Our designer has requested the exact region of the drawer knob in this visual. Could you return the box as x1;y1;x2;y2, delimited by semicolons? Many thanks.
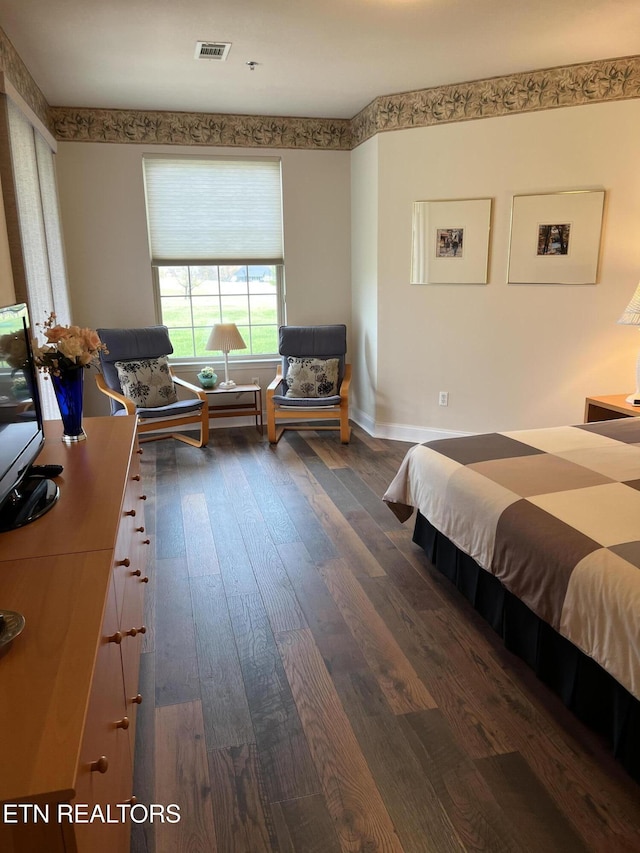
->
140;576;149;583
124;509;136;517
116;558;131;567
135;526;145;533
124;796;137;806
90;756;109;774
136;448;143;454
139;494;147;501
115;716;130;730
108;631;123;645
142;539;151;545
133;568;142;576
132;475;141;481
125;626;147;637
130;694;143;705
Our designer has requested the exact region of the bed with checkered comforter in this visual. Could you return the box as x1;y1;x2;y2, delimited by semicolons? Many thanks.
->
384;418;640;701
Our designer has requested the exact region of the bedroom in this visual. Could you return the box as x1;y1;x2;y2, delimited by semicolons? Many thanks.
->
1;1;640;851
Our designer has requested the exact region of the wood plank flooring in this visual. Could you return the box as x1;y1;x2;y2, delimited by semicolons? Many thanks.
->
131;424;640;853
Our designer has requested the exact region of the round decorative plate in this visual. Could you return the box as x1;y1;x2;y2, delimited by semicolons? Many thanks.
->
0;610;26;655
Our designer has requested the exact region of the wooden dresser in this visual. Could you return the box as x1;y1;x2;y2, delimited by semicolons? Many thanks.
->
0;416;148;853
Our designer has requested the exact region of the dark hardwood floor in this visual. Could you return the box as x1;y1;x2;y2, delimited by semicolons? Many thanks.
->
131;424;640;853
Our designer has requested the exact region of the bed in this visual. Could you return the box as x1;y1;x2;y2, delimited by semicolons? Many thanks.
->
384;417;640;781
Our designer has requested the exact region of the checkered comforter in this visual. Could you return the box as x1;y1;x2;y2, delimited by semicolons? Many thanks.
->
384;418;640;700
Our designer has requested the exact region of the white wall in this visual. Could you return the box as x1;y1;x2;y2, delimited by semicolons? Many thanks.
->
354;99;640;436
55;143;351;415
350;135;379;425
0;172;15;305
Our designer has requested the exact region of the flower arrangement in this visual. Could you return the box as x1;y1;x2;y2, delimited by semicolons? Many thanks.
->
198;366;216;379
33;313;107;377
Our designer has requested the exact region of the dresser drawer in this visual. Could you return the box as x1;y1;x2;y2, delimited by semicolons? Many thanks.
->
73;578;132;853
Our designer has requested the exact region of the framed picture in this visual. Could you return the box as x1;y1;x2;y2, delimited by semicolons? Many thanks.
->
508;190;605;284
411;198;492;284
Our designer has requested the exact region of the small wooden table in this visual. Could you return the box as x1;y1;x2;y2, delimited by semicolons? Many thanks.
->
584;394;640;423
204;383;263;434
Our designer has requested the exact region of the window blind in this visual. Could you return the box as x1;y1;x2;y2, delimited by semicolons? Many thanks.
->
5;98;72;418
143;156;284;265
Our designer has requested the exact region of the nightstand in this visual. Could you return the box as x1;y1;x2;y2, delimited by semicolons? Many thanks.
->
584;394;640;423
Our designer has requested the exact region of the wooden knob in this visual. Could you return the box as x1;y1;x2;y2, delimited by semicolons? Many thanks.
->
139;494;147;501
124;509;136;517
90;756;109;774
116;558;131;567
132;475;141;481
142;539;150;545
108;631;123;645
124;796;137;806
115;716;130;730
136;448;143;454
133;568;142;576
130;694;143;705
135;526;145;533
125;626;147;637
140;576;149;583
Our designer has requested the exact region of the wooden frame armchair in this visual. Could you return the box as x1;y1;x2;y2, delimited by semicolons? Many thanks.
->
96;326;209;448
266;324;351;444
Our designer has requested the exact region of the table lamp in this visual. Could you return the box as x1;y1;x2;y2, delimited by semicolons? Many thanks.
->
206;323;247;389
618;281;640;405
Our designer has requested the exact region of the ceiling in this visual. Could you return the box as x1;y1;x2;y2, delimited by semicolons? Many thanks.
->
2;0;640;120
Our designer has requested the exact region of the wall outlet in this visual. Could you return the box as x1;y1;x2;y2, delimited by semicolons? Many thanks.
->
251;376;260;387
438;391;449;407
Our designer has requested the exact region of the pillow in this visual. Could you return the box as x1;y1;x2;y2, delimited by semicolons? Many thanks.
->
115;356;178;408
285;356;339;398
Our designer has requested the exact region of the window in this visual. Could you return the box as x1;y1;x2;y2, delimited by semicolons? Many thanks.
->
143;156;284;360
157;263;281;358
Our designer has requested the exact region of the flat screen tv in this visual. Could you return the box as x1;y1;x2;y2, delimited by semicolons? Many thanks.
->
0;302;58;531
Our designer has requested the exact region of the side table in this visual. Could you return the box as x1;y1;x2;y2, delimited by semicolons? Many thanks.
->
204;383;263;434
584;394;640;423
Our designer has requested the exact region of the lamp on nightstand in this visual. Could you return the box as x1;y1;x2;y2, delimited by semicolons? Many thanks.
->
206;323;247;389
618;282;640;405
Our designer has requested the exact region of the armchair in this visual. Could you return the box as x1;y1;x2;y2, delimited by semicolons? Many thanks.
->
95;326;209;448
266;324;351;444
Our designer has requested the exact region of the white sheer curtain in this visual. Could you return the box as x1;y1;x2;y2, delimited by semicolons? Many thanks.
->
5;98;72;418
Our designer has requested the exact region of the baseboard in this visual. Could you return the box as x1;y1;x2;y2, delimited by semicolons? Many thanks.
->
351;406;472;443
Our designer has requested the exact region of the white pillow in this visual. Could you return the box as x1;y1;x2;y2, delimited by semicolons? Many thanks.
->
285;357;339;398
115;356;178;408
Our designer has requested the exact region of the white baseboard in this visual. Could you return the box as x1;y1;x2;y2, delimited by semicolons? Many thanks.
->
351;406;472;443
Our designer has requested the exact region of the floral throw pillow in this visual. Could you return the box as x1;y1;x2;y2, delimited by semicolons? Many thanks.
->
115;356;178;408
285;357;339;398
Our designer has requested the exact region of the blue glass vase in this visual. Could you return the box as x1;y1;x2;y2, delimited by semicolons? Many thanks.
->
51;368;87;443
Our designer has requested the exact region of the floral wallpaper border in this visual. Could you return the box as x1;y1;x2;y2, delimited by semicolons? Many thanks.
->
49;107;352;150
350;54;640;147
2;20;640;151
0;27;51;131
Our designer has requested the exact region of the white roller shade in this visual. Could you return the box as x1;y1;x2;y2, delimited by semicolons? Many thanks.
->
143;156;284;265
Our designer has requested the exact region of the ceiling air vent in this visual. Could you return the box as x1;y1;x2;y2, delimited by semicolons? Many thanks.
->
194;41;232;61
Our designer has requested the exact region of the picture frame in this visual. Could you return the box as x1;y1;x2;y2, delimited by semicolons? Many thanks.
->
507;190;605;284
410;198;492;284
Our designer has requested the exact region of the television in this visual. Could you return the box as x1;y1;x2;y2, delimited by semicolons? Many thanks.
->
0;302;58;532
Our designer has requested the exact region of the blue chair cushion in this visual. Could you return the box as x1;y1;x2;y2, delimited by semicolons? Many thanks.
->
271;394;342;408
278;325;347;386
137;399;204;419
97;326;174;414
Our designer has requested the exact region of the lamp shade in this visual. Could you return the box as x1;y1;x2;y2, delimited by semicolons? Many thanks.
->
206;323;247;353
618;282;640;325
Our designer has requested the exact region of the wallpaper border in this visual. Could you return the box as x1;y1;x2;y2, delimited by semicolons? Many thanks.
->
1;20;640;152
0;27;51;131
350;54;640;147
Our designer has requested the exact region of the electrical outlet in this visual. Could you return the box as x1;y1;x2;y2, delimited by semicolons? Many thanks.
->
251;376;260;387
438;391;449;407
